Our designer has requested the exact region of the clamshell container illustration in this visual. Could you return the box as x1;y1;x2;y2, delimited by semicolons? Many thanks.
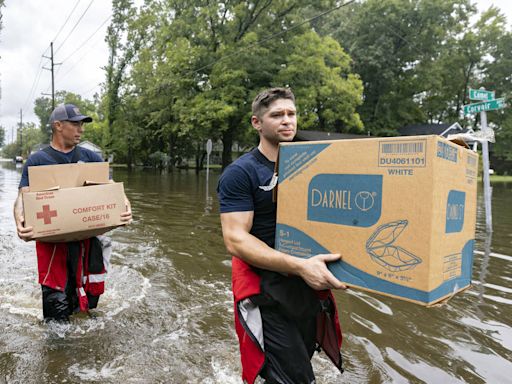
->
366;220;422;272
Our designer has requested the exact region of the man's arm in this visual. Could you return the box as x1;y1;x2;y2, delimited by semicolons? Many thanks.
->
13;187;34;241
220;211;347;291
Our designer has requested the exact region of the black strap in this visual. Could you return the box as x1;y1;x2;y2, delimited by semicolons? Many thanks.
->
43;146;81;164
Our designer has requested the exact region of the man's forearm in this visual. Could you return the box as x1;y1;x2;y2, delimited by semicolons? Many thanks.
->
225;229;303;276
13;192;24;225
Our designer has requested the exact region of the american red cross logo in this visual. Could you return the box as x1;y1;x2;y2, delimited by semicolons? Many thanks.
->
36;204;58;224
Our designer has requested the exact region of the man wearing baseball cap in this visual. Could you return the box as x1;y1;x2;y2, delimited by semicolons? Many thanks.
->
13;103;132;322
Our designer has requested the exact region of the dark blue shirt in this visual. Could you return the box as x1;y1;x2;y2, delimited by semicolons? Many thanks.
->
19;146;103;188
218;148;321;318
217;148;276;247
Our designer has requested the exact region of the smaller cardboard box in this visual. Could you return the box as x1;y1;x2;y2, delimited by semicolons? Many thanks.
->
275;135;478;306
23;162;126;242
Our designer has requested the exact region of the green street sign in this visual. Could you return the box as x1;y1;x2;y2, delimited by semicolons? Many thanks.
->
469;88;495;101
464;98;506;115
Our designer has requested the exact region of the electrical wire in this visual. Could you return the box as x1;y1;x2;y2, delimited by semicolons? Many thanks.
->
54;0;95;54
51;0;81;44
192;0;357;74
60;15;111;64
22;45;51;112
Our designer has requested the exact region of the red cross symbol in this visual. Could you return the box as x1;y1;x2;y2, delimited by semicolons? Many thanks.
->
36;204;58;224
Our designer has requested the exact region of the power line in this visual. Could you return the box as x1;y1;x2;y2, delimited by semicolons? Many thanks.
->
192;0;357;74
51;0;81;43
56;28;106;85
43;6;109;96
22;56;45;111
104;0;357;112
55;0;95;54
60;15;111;64
22;44;51;111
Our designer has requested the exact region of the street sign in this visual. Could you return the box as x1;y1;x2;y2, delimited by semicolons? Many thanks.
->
206;139;213;155
463;98;506;115
469;88;495;101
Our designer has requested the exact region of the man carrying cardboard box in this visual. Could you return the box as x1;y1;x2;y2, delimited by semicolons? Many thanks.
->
217;88;346;384
13;103;132;322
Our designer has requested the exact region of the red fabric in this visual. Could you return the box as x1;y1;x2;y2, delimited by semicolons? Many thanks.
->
85;277;105;296
83;242;106;297
232;256;264;384
36;241;68;291
36;239;99;296
231;256;343;384
75;242;89;312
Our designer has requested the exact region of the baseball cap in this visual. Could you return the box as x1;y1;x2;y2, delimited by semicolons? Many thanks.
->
49;103;93;124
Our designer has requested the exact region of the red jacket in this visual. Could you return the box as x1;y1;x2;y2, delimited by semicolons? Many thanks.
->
232;256;343;384
36;240;106;311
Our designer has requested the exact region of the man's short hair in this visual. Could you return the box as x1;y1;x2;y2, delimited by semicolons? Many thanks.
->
252;87;295;118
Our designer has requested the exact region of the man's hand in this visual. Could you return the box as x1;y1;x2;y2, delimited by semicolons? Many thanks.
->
13;188;34;242
297;253;348;291
120;196;132;224
15;213;34;242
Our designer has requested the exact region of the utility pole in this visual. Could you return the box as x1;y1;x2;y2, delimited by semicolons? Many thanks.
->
19;109;23;156
42;42;61;109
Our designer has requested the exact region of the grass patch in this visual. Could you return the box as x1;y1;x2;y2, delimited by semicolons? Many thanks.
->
490;175;512;182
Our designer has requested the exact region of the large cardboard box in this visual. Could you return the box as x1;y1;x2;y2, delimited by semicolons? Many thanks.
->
275;135;478;305
23;162;126;242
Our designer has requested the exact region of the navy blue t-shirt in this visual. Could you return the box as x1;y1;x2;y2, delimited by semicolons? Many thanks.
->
217;148;276;247
218;148;321;318
19;146;103;188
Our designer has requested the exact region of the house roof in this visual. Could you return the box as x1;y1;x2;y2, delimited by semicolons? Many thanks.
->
398;122;468;137
294;130;367;141
78;140;102;152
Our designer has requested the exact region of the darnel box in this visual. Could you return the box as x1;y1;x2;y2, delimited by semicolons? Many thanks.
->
275;135;478;305
23;162;126;242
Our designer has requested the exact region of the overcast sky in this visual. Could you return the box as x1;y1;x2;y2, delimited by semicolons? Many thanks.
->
0;0;511;144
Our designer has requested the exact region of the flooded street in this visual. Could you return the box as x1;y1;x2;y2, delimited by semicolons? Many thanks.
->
1;161;511;383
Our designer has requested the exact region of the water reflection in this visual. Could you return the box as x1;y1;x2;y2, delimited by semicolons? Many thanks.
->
1;162;512;383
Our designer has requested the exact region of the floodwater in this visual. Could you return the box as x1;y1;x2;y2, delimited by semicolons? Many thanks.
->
1;161;511;384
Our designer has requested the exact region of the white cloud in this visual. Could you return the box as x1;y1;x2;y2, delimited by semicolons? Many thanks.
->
0;0;112;142
0;0;510;144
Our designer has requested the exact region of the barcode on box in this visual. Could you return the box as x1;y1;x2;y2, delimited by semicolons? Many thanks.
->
381;142;424;154
378;139;427;168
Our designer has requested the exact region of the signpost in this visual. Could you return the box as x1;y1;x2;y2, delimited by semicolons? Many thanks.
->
205;139;213;206
463;98;505;115
468;88;495;101
463;88;507;233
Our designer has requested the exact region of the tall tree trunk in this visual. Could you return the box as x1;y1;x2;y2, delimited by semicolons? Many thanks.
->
127;139;133;171
167;133;176;173
221;128;233;170
195;142;201;174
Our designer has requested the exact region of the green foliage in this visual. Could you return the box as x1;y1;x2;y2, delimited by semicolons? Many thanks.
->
102;1;364;168
6;122;44;158
1;142;19;159
0;126;5;147
73;0;512;166
33;91;103;144
276;31;363;133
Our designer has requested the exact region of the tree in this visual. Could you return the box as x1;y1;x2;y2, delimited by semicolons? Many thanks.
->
120;0;362;169
275;31;363;133
478;9;512;161
322;0;476;134
102;0;138;157
0;125;5;147
33;97;53;141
